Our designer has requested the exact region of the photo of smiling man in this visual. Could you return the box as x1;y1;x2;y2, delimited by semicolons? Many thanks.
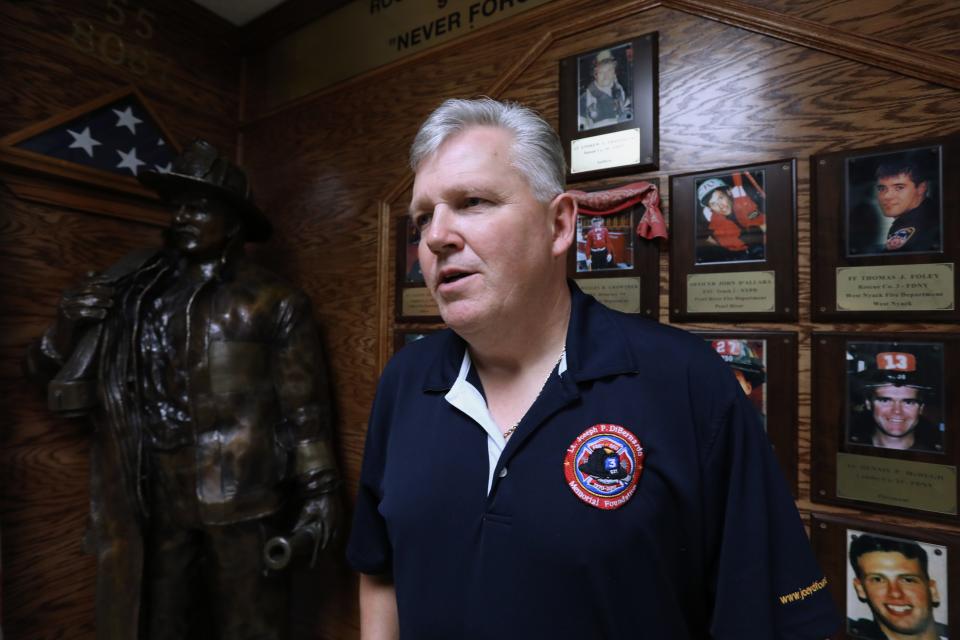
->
846;341;945;454
846;147;942;256
847;530;949;640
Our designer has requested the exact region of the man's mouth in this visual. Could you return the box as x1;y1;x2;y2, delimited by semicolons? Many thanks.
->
884;603;913;615
437;269;474;286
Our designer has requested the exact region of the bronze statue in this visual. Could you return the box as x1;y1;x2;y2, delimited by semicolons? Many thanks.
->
25;140;342;639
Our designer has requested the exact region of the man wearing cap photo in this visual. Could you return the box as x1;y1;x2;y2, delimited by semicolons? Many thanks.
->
25;140;341;639
711;339;766;418
847;533;947;640
578;47;632;131
695;175;765;264
848;350;944;453
582;215;616;271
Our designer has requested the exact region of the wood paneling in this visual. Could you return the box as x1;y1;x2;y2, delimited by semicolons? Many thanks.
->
0;1;240;637
242;2;960;638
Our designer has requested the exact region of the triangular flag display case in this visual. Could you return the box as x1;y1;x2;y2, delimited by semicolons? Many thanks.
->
0;86;182;226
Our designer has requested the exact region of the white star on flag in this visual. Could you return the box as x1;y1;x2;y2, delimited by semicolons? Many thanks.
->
113;106;143;134
67;127;101;157
154;162;173;174
116;147;146;175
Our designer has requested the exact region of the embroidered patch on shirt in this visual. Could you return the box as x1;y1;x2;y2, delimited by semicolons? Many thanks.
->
563;424;644;510
885;226;915;250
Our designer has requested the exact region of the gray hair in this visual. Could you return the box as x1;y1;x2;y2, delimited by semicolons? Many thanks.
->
409;98;566;202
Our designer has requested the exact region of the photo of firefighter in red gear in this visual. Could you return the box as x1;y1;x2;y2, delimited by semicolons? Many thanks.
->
575;213;633;272
694;170;766;264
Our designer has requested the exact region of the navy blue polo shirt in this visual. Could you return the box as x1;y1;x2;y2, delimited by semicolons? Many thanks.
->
348;283;838;639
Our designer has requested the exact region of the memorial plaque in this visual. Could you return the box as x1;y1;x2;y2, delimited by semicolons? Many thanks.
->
811;135;960;322
811;332;959;522
670;160;797;322
559;34;658;182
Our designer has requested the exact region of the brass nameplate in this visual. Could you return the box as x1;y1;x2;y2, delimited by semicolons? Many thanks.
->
837;452;957;515
570;128;641;174
836;263;955;311
401;287;439;317
577;277;642;313
686;271;775;313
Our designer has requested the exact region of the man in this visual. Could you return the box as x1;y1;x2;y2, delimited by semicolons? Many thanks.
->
584;215;615;270
874;156;940;253
578;48;632;130
697;177;765;262
347;98;837;639
25;140;341;639
848;534;945;640
849;351;943;452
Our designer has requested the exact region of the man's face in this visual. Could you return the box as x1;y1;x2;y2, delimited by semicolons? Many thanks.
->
866;385;924;441
854;551;939;636
410;126;560;334
591;218;603;230
168;195;235;257
876;173;927;218
594;58;617;87
707;189;733;217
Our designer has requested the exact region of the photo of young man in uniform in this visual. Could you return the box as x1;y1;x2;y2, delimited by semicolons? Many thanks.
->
575;213;633;272
710;338;766;422
846;530;948;640
846;147;942;256
694;170;766;264
577;44;633;132
846;342;945;453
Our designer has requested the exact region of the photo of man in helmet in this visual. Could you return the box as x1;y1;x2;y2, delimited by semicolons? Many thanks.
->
846;342;945;453
694;170;766;264
710;338;766;421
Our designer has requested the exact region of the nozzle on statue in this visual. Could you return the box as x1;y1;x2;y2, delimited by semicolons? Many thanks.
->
263;523;323;571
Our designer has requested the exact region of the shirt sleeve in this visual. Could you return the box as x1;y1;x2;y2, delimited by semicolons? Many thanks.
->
345;369;395;576
701;375;840;639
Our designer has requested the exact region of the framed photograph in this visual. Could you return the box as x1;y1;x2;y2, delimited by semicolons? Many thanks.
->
811;513;957;640
694;331;798;494
811;332;959;520
394;216;440;321
559;33;658;182
393;328;437;356
567;180;661;318
669;160;797;322
811;135;959;322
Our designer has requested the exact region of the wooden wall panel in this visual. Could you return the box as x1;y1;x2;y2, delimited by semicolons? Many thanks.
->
736;0;960;60
0;1;241;637
242;2;960;638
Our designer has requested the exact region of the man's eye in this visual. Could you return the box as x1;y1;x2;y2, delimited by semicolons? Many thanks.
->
414;213;431;229
465;197;486;207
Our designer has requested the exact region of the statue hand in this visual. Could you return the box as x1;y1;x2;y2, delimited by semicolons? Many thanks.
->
59;274;115;322
294;493;342;551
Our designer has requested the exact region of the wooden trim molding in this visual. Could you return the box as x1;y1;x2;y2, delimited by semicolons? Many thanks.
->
375;199;395;374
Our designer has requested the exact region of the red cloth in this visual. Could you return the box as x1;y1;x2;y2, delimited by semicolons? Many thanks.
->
568;181;667;240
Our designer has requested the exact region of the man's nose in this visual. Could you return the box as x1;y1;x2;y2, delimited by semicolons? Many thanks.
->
424;205;462;254
174;205;191;223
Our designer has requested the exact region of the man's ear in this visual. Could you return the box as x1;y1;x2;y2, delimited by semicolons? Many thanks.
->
853;578;868;602
549;192;577;258
930;579;940;607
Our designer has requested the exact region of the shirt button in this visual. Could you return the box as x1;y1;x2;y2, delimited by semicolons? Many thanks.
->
498;467;508;478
